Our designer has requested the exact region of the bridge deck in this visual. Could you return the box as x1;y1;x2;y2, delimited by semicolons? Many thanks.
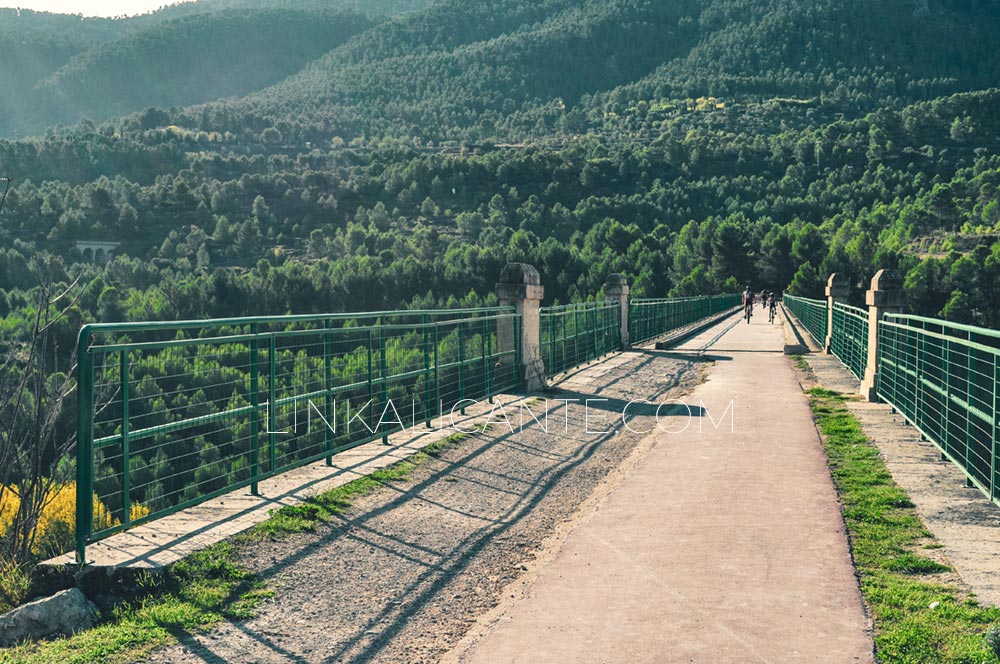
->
452;311;874;663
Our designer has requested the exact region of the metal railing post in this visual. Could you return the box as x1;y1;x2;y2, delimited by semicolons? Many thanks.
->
249;323;260;495
423;314;431;427
380;325;389;445
268;334;277;473
120;351;131;526
992;355;999;500
458;324;466;415
323;320;334;466
486;326;494;403
548;312;555;374
75;327;95;567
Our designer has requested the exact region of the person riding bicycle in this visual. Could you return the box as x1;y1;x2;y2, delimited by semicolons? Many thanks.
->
767;291;777;323
743;285;755;322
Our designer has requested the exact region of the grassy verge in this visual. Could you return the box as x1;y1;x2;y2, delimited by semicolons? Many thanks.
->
0;430;471;664
807;387;1000;663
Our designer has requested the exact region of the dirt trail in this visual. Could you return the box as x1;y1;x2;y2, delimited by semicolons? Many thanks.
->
143;346;708;664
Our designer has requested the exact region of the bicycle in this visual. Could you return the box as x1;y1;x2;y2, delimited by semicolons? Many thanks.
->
768;303;776;324
745;301;753;324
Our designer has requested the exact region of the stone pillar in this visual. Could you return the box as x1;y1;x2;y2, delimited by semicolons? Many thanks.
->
824;273;849;354
604;273;630;350
496;263;546;391
860;269;904;402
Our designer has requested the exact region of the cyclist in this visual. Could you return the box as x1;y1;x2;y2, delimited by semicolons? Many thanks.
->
743;285;755;323
767;291;777;323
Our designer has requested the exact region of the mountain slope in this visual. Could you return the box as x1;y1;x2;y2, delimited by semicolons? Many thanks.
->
593;0;1000;112
0;10;127;135
16;9;374;136
210;0;1000;142
137;0;434;22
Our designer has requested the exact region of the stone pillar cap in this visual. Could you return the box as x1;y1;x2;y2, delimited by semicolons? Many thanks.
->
498;263;541;286
826;272;849;298
865;269;904;308
868;269;902;291
604;273;628;287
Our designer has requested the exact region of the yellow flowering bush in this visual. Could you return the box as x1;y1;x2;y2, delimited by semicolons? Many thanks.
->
0;483;150;558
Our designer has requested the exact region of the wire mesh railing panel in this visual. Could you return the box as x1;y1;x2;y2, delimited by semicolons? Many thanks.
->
76;307;518;561
878;315;1000;506
540;302;621;378
831;302;869;380
628;295;741;346
783;295;827;346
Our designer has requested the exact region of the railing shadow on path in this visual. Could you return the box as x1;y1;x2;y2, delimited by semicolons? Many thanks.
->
153;350;705;664
108;414;499;568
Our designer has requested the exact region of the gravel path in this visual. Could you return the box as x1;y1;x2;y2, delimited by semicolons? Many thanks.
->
143;348;708;664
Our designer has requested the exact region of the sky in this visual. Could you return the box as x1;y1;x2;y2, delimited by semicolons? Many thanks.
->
0;0;186;17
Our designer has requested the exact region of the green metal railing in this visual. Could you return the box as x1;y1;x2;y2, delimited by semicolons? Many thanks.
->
878;314;1000;506
75;307;520;564
540;301;621;378
783;295;827;346
628;295;741;346
830;302;869;380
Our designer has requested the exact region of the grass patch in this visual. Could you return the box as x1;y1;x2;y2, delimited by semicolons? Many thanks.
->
807;387;1000;663
0;562;30;614
789;353;814;375
0;542;271;664
0;429;473;663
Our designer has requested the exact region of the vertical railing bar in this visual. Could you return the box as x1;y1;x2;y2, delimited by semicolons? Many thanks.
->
591;305;598;362
514;314;522;389
120;350;131;527
434;325;441;424
548;312;555;376
944;336;952;460
249;322;260;495
991;353;999;501
268;334;277;475
367;328;374;410
965;330;975;487
75;330;95;567
458;324;466;415
323;320;333;466
487;322;494;403
380;324;389;445
481;317;488;401
423;314;431;428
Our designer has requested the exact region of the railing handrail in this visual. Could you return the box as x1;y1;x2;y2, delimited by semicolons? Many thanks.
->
87;312;519;355
78;306;515;340
833;301;867;317
630;295;728;304
783;294;826;305
540;301;619;314
883;313;1000;342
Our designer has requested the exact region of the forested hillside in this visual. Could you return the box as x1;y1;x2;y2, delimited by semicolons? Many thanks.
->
0;0;997;324
27;9;374;134
0;0;425;137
